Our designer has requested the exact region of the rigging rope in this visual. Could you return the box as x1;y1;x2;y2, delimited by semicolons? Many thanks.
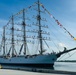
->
39;3;76;60
4;18;12;27
39;3;76;41
4;2;37;34
63;51;76;60
43;40;54;52
14;2;37;17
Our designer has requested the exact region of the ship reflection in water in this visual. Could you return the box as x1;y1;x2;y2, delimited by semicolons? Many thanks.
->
1;62;76;72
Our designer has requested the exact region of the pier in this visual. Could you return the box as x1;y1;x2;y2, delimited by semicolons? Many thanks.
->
0;68;76;75
0;69;64;75
0;66;76;75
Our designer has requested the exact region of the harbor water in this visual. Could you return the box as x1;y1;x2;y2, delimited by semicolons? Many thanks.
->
54;62;76;72
0;62;76;74
1;62;76;72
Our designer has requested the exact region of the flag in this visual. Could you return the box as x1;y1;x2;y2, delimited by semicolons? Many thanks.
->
74;38;76;40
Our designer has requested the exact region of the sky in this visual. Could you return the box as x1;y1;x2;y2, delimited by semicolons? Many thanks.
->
0;0;76;60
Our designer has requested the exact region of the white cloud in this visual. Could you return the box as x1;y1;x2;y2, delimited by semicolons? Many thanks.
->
58;43;66;47
0;19;8;26
0;19;8;33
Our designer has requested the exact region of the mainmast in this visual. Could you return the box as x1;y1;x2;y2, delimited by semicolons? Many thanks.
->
37;0;43;55
11;15;15;56
22;9;26;55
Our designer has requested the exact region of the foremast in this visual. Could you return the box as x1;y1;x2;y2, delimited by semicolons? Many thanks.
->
3;26;6;56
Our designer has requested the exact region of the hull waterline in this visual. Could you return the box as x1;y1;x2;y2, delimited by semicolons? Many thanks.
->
0;54;57;68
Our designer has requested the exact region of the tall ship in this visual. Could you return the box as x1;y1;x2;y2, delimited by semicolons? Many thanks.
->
0;0;76;68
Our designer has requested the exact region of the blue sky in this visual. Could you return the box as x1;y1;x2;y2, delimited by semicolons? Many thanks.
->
0;0;76;60
0;0;76;33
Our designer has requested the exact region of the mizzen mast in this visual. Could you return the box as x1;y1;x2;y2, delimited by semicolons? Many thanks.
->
3;26;6;56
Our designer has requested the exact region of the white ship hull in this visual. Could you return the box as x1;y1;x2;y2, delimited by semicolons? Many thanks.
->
0;54;57;68
0;48;75;68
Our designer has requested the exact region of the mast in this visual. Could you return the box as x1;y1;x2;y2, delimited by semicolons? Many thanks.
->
37;0;43;55
3;26;6;56
22;9;26;55
11;15;15;56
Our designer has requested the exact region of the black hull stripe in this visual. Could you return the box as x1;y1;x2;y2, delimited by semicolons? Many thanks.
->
0;63;54;68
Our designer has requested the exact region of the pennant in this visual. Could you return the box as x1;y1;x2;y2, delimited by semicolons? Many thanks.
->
29;6;31;8
16;10;23;16
56;20;60;25
50;15;53;18
46;10;50;15
60;24;62;27
39;3;75;40
74;38;76;40
40;3;43;6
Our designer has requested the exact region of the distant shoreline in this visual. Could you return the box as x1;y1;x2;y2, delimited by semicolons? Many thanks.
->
56;60;76;62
